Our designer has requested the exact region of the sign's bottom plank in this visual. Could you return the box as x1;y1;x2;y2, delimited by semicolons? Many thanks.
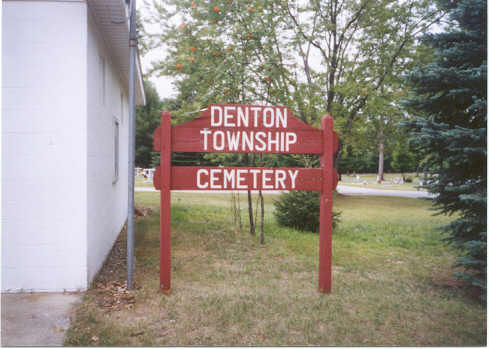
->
166;166;323;191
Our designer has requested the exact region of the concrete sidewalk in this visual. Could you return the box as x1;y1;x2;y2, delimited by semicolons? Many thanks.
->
1;292;82;346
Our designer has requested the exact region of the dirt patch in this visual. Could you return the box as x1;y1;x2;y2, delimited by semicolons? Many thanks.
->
431;272;483;301
93;204;152;286
94;281;136;312
432;276;470;288
90;225;139;312
93;228;127;285
135;205;152;218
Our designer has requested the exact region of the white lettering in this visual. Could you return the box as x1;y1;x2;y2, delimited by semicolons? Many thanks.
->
251;107;261;127
203;129;299;153
211;105;223;126
213;131;225;151
250;169;261;189
197;169;209;189
275;170;286;189
255;131;267;151
224;106;236;127
286;132;297;151
263;107;274;128
276;108;287;128
242;131;253;151
237;106;249;127
197;167;301;190
236;169;247;189
288;169;299;189
223;169;235;188
210;169;221;188
200;129;212;150
262;169;274;189
226;131;240;151
267;131;280;152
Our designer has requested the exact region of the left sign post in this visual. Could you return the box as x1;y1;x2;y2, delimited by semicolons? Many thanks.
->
153;111;171;294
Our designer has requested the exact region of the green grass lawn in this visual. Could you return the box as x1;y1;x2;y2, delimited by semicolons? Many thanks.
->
340;173;426;191
65;192;486;346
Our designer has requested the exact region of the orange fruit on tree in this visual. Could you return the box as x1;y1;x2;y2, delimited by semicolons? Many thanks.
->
248;7;254;12
213;52;219;57
213;5;220;12
265;76;271;83
176;64;183;70
247;33;253;39
190;47;196;52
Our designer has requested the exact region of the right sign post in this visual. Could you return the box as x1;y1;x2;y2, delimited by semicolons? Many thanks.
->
319;115;336;293
153;104;338;294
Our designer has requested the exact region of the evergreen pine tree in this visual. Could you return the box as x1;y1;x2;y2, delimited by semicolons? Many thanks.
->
404;0;487;294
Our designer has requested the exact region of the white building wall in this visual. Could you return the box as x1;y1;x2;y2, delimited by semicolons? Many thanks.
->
86;10;129;283
2;1;88;291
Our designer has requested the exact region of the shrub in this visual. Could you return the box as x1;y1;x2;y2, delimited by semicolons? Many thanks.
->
273;191;341;232
405;176;413;183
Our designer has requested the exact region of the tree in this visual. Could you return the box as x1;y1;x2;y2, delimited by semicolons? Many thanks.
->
390;137;416;173
281;0;445;159
404;0;487;294
358;86;410;181
136;80;164;168
143;0;444;131
141;0;444;239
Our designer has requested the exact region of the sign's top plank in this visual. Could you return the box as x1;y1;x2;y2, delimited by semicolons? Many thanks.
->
173;104;319;131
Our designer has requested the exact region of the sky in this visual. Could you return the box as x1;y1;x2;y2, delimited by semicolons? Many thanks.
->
141;45;175;99
138;1;176;100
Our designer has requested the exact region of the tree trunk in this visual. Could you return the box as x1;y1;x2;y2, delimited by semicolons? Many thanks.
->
247;190;255;236
244;153;255;235
259;189;265;244
258;153;265;243
377;130;385;183
335;143;342;183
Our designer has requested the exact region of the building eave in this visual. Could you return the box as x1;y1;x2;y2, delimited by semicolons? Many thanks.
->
87;0;145;105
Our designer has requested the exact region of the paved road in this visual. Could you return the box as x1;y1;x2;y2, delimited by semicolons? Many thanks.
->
335;185;435;198
136;185;435;199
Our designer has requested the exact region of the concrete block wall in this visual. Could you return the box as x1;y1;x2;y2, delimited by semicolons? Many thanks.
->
2;1;88;291
86;9;129;283
2;0;130;292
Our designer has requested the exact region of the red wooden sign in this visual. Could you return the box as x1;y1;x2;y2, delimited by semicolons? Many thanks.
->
154;166;338;192
153;104;338;295
154;105;323;154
